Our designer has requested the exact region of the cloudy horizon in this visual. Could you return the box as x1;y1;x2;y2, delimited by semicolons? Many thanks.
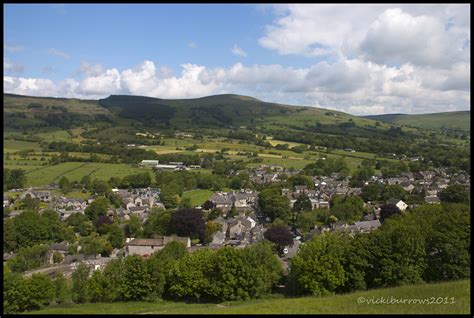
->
3;4;470;116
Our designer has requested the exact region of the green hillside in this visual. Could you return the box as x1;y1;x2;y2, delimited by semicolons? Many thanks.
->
4;93;114;130
29;279;470;314
98;93;376;129
364;111;470;132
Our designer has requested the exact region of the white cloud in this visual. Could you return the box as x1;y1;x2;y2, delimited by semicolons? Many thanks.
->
48;48;70;59
258;4;470;67
5;44;24;53
4;76;57;97
188;42;198;49
359;8;465;67
231;45;247;57
78;68;121;96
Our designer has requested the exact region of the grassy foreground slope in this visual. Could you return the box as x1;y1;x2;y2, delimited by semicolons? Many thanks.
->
364;111;470;131
30;279;470;314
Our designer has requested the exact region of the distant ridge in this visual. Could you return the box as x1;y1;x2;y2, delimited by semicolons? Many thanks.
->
363;111;470;131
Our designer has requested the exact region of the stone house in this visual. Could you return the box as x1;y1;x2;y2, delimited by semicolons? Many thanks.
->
126;236;191;256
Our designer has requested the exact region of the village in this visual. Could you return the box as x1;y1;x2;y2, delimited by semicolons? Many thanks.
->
3;162;470;279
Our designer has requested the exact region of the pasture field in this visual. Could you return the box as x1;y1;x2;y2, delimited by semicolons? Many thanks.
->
29;279;470;314
19;162;152;187
181;189;214;206
4;139;42;152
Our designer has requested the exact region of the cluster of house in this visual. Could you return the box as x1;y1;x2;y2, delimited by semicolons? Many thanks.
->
3;186;165;222
111;187;164;221
207;189;259;213
208;214;265;248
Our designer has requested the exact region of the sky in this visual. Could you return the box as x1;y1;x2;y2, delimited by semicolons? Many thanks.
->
3;4;471;115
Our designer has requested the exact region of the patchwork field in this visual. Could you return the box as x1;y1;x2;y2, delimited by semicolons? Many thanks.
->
29;279;470;314
16;162;152;186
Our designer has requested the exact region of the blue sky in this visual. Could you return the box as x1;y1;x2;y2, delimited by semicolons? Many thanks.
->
4;4;470;115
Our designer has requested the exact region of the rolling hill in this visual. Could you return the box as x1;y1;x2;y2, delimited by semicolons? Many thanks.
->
4;93;387;133
363;111;470;132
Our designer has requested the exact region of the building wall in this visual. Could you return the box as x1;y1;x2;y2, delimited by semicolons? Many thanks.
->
127;245;163;256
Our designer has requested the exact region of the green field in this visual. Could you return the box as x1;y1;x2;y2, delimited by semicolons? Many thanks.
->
181;189;214;206
19;162;152;186
29;279;470;314
4;139;42;152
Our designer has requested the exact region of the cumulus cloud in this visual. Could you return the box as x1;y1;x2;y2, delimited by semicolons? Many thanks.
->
48;48;70;59
258;4;470;67
4;76;57;96
231;45;247;57
359;8;465;67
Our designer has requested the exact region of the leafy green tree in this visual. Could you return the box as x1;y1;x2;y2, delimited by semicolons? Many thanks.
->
337;233;371;293
20;196;40;211
147;241;188;300
26;273;55;310
92;179;111;196
287;174;313;189
84;197;108;222
289;232;347;296
81;175;93;191
292;194;312;212
87;270;109;303
361;183;385;202
67;212;89;230
167;248;215;301
160;188;180;209
53;272;68;304
259;191;291;222
350;167;374;187
79;233;113;256
423;204;470;281
108;223;125;249
293;210;320;233
439;184;470;204
3;218;17;252
13;211;50;249
72;263;90;303
125;214;143;237
143;208;173;237
59;176;72;194
365;219;426;288
3;168;27;190
330;195;365;222
3;266;31;313
122;255;153;301
382;185;407;201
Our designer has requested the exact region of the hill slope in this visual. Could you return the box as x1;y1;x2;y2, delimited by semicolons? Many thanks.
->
363;111;470;132
29;279;470;314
